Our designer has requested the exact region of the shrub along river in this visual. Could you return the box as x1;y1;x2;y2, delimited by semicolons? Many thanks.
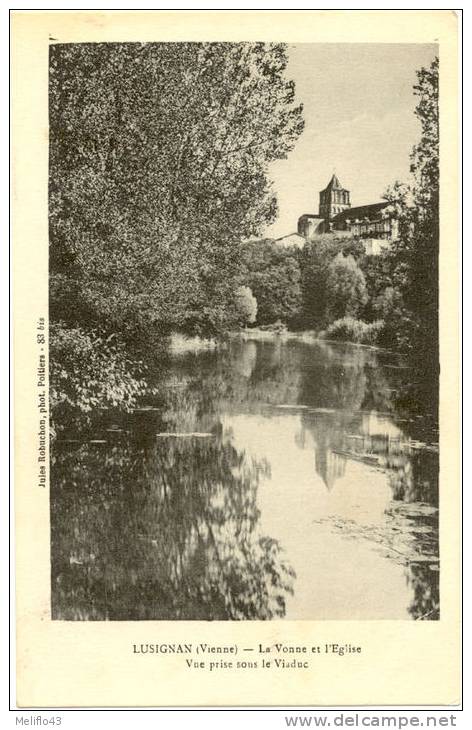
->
51;334;439;621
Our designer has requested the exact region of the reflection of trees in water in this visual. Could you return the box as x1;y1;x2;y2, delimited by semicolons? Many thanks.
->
156;339;303;417
51;337;440;621
393;369;439;441
226;338;303;408
387;449;438;506
298;341;369;412
162;339;396;428
51;428;294;620
168;338;377;417
406;563;440;620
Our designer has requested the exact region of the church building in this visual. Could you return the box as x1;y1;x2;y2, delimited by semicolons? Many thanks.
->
293;174;398;254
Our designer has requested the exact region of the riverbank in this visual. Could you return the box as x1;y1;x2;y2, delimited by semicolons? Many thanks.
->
235;327;389;352
170;328;383;348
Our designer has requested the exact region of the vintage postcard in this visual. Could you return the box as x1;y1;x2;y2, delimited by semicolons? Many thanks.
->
12;10;460;707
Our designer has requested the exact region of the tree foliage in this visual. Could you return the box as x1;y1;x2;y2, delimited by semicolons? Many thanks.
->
49;42;304;338
240;240;303;326
298;237;350;328
51;406;295;620
49;322;149;432
407;57;439;362
326;253;368;322
376;57;439;367
325;317;383;345
234;286;258;325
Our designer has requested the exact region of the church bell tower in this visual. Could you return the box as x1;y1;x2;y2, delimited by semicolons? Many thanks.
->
319;174;351;221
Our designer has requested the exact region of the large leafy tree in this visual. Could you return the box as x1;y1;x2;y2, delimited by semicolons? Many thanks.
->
298;236;350;328
49;42;304;339
376;58;439;370
325;253;368;322
408;57;439;364
240;240;303;326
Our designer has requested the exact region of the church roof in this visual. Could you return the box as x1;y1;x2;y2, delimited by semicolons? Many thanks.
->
323;173;345;192
274;232;307;249
332;201;389;223
298;213;324;221
275;232;306;242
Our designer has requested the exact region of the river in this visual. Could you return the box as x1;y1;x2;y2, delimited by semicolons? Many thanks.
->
51;334;439;621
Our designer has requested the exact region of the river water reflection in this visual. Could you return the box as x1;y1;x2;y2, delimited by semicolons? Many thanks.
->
51;335;439;621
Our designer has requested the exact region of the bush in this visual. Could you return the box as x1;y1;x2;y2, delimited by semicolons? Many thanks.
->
258;320;288;334
234;286;258;325
372;286;403;320
298;237;347;328
324;317;384;345
326;253;368;322
50;322;149;432
240;240;302;326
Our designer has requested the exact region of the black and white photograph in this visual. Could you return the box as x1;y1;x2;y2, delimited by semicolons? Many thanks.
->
48;40;440;623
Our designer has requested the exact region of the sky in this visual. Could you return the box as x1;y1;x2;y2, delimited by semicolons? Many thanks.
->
264;43;437;239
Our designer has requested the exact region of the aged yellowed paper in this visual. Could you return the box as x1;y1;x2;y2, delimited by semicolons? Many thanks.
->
12;11;460;707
